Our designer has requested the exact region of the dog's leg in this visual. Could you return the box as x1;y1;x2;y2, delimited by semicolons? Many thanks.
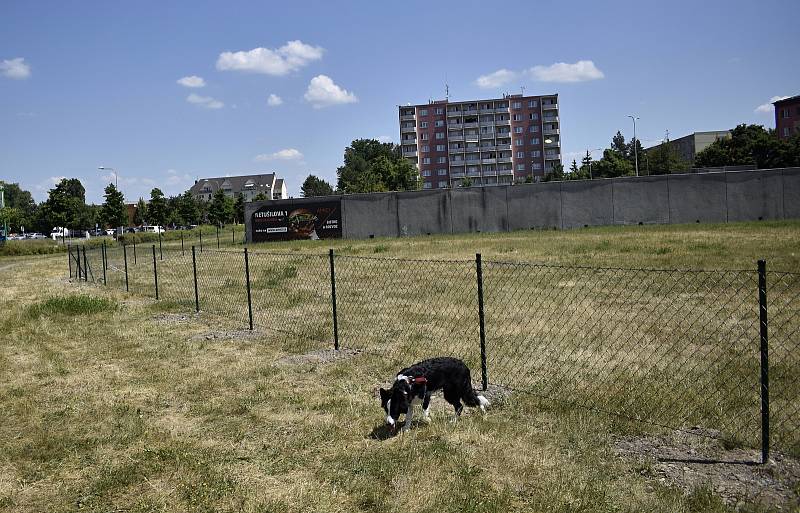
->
422;393;432;422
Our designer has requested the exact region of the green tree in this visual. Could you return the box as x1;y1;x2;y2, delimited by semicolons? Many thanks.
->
233;193;245;224
100;183;127;229
611;131;628;157
336;138;421;193
253;192;268;201
301;175;335;197
460;177;473;187
134;197;147;225
0;207;22;234
694;124;800;169
569;159;579;175
646;139;690;175
208;189;233;225
593;149;635;178
0;181;36;232
147;188;168;226
178;192;200;225
542;163;565;182
37;178;89;231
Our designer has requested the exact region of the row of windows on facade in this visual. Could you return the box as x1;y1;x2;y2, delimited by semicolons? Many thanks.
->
779;107;800;118
409;98;556;117
420;162;545;178
422;150;557;164
408;112;551;128
415;137;550;152
404;124;548;143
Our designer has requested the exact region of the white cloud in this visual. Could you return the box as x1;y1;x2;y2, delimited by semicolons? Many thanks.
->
186;93;224;109
304;75;357;108
528;60;604;83
755;96;790;114
475;69;517;89
177;75;206;88
267;93;283;106
216;40;324;76
254;148;304;162
1;57;31;79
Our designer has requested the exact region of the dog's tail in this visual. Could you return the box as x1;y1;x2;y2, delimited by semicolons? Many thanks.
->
462;382;490;412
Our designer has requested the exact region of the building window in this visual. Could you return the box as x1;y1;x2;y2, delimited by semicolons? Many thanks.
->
421;145;430;152
514;126;523;133
419;108;428;116
533;163;542;170
517;164;525;171
438;168;447;176
436;144;445;151
529;113;538;120
435;132;444;139
435;107;444;115
517;151;525;158
530;138;540;145
438;180;448;188
530;125;539;133
783;108;790;119
531;151;541;158
423;182;432;189
423;157;431;164
512;101;521;109
435;120;444;127
420;121;428;128
437;156;447;164
513;114;522;121
421;133;429;140
784;127;790;136
515;139;523;146
422;170;432;177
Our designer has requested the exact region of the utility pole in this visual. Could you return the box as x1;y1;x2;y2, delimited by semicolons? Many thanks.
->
0;183;7;241
628;115;640;177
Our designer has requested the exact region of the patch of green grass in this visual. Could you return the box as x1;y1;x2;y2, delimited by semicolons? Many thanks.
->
253;266;298;289
373;244;389;253
26;294;116;319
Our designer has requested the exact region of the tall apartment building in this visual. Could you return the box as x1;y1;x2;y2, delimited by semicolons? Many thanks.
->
774;95;800;139
399;94;561;189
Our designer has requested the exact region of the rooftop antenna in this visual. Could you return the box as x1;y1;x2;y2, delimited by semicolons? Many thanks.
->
445;73;450;100
664;129;670;141
521;86;526;96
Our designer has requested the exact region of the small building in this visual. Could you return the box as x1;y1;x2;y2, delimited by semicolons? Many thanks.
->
644;131;731;166
774;95;800;139
189;173;288;202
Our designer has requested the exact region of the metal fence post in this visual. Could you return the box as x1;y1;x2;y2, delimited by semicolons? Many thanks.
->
476;253;488;392
159;232;163;260
102;241;107;285
152;245;159;300
82;246;88;282
199;230;203;253
192;245;199;312
758;259;770;464
123;244;129;291
244;247;253;330
181;231;184;256
68;245;73;278
216;225;220;249
232;226;235;245
133;239;137;264
328;248;340;351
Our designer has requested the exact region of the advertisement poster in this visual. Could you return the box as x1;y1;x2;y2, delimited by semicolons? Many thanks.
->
251;200;342;242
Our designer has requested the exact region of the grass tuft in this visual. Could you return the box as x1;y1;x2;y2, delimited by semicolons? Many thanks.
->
26;294;116;318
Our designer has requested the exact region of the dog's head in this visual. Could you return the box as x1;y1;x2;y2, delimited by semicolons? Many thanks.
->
379;375;413;431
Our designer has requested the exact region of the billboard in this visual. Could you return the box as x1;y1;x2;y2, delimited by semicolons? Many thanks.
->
251;200;342;242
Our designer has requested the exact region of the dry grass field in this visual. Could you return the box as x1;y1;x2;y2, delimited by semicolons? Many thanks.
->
2;221;800;512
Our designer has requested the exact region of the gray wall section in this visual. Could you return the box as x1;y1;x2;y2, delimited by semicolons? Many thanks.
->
668;173;728;224
449;187;508;233
726;170;784;222
561;180;614;228
341;193;398;238
506;182;562;230
612;176;670;225
245;168;800;242
396;190;452;236
782;168;800;220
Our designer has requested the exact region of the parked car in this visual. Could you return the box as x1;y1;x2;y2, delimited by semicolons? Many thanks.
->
125;227;136;233
26;232;46;239
105;228;116;236
50;227;70;239
141;225;165;234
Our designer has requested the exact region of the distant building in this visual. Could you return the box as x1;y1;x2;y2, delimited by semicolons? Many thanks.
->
644;131;731;165
189;173;288;202
774;95;800;139
399;93;561;189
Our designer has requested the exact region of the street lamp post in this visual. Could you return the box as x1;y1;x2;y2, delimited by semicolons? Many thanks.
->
627;115;640;177
585;148;603;179
98;166;123;238
0;183;7;241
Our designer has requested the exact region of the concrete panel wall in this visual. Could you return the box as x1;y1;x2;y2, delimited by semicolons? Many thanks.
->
506;182;563;230
782;168;800;220
449;187;508;233
612;176;670;225
726;170;784;222
668;173;727;224
341;193;398;239
561;180;614;228
396;189;452;236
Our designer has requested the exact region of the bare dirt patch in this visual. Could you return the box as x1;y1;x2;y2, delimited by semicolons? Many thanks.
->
152;312;200;323
275;348;362;366
613;427;800;509
189;329;265;342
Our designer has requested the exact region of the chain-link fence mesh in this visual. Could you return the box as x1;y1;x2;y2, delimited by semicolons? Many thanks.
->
65;243;800;455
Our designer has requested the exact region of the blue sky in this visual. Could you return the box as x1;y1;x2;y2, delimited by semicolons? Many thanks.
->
1;0;798;204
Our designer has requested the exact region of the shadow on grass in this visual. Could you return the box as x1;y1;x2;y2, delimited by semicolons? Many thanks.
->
368;420;432;441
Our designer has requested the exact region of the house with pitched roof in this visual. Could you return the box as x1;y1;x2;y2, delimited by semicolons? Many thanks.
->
189;173;288;202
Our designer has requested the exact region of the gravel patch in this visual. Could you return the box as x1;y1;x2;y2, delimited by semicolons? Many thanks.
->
613;426;799;509
276;348;362;365
189;329;265;342
152;313;200;323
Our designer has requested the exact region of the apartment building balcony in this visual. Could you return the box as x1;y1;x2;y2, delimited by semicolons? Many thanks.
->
479;120;496;127
482;169;497;176
479;108;495;114
543;128;560;135
451;171;466;178
481;158;497;164
497;168;514;175
401;125;416;133
448;135;464;142
480;144;495;151
495;118;510;125
494;107;509;113
467;170;481;177
400;114;415;121
401;138;417;145
480;132;495;139
402;150;418;157
464;134;479;141
496;143;511;150
542;102;558;110
497;157;512;163
542;115;559;123
447;110;462;117
544;140;560;148
463;122;479;129
545;154;561;161
448;123;463;130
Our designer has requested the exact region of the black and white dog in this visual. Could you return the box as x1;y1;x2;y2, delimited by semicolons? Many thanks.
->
379;357;489;432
